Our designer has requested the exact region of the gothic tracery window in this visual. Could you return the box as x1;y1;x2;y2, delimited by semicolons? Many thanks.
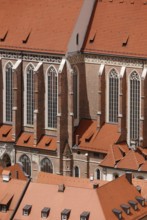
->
26;64;34;125
109;69;119;123
130;71;140;143
41;158;53;173
19;154;31;176
5;62;13;123
47;66;57;129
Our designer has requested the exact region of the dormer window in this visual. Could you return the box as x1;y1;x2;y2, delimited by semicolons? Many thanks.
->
0;204;7;213
41;207;50;218
128;200;138;210
23;205;32;216
136;196;145;207
61;209;71;220
0;193;13;213
80;211;90;220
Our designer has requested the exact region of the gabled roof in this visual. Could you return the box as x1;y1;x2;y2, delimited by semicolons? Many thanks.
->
13;173;147;220
117;150;145;170
100;144;125;167
74;120;120;153
84;0;147;58
0;0;83;54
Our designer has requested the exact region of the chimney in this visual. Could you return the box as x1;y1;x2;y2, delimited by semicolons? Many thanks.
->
58;184;65;192
75;135;79;146
2;170;11;182
125;172;132;184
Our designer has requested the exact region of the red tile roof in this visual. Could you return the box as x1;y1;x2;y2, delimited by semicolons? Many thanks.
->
0;164;28;181
16;132;57;151
14;174;147;220
0;125;13;142
98;175;147;220
0;0;83;54
36;172;107;188
74;120;120;153
0;177;28;220
84;0;147;58
116;150;145;170
133;178;147;199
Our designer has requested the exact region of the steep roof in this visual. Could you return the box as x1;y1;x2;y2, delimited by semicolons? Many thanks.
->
13;174;147;220
0;0;83;54
0;177;28;220
74;120;120;153
0;164;28;181
84;0;147;58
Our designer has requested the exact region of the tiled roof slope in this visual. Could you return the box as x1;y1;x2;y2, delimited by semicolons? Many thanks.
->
84;0;147;58
0;177;28;220
36;172;107;188
74;120;120;153
0;164;28;181
98;175;147;220
0;0;83;54
13;174;147;220
16;132;57;151
100;144;147;172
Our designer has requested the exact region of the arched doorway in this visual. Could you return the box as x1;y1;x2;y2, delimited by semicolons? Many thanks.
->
2;154;11;167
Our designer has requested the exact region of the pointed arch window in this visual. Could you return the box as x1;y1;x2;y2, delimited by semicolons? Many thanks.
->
26;64;34;125
109;69;119;123
19;154;31;176
130;71;140;143
41;158;53;173
5;62;13;123
47;66;57;129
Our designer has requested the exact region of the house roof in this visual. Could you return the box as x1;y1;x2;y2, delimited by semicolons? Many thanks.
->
133;178;147;200
98;175;147;220
0;0;83;54
36;172;107;188
100;145;147;172
0;177;28;220
13;174;147;220
74;120;120;153
83;0;147;58
16;132;57;151
0;164;28;181
0;125;13;142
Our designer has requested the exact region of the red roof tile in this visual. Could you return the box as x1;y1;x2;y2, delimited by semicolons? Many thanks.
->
0;125;13;142
100;144;124;167
0;0;83;54
98;175;147;220
75;120;120;153
84;0;147;58
16;132;57;151
0;164;27;181
117;150;145;170
36;172;107;188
